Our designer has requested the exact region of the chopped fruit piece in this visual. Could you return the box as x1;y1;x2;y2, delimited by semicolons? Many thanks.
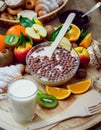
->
4;34;19;47
65;24;80;42
79;33;92;48
46;86;71;100
26;24;47;42
67;79;91;94
59;37;72;50
37;94;58;108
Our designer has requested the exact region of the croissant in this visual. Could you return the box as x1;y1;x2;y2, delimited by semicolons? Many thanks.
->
35;0;63;16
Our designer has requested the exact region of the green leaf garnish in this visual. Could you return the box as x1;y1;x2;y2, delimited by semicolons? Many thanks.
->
19;16;35;28
50;24;72;41
76;28;89;44
16;32;33;48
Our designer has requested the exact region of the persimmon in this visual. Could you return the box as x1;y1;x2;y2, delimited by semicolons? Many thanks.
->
6;25;27;37
0;34;6;51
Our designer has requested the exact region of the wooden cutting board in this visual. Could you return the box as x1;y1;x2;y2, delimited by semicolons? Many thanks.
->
0;63;101;130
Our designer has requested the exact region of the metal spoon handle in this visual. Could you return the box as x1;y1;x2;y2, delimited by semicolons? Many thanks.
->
82;2;101;17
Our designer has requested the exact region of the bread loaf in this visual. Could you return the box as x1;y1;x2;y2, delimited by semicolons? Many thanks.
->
92;40;101;66
93;75;101;92
87;45;101;69
87;40;101;70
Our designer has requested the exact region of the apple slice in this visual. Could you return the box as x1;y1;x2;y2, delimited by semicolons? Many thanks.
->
26;24;47;42
59;37;72;50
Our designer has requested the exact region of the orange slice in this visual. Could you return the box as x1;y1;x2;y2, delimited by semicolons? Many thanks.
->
79;33;92;48
46;86;71;100
0;35;6;51
67;79;91;94
65;24;80;42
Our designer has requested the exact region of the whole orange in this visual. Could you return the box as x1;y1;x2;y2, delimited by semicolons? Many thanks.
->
6;25;26;37
0;35;6;51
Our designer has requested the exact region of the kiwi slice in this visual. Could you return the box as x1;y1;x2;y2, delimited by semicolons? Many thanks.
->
37;94;58;108
4;34;19;47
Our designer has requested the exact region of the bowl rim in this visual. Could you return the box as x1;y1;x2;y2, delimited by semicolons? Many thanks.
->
26;41;80;86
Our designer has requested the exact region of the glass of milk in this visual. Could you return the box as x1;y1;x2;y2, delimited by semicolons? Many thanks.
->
7;77;38;123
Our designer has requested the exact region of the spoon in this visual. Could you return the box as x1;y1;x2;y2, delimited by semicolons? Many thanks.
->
82;2;101;17
37;13;76;59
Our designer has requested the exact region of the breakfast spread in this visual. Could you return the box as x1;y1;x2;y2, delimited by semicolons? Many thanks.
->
0;13;100;97
0;6;101;129
0;0;101;129
0;14;101;93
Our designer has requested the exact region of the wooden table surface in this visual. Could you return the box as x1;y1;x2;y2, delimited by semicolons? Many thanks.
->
0;0;101;130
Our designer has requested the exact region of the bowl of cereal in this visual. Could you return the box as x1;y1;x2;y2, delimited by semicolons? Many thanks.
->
26;41;80;86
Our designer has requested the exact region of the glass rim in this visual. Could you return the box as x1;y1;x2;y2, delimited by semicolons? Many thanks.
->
7;76;38;99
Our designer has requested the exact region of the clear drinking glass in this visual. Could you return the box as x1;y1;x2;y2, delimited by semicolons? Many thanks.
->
7;76;38;123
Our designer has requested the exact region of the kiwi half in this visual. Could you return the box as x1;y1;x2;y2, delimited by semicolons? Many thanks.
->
37;94;58;108
4;34;19;47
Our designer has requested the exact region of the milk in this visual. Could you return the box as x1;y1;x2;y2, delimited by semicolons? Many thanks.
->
8;78;38;123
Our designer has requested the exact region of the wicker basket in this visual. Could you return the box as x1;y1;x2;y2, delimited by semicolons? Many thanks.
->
0;0;68;27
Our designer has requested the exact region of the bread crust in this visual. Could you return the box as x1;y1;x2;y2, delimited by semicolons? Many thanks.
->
35;0;63;16
87;45;101;69
92;40;101;66
0;1;7;12
93;75;101;92
25;0;35;10
7;7;22;15
1;12;15;20
5;0;24;8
